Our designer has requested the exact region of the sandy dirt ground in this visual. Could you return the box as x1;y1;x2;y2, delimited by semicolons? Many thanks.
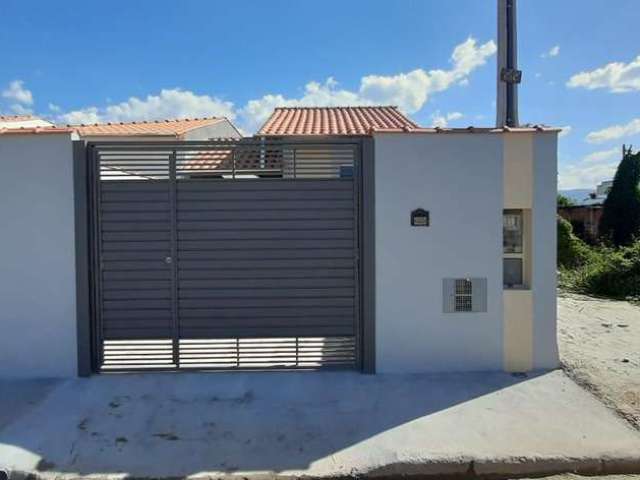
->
558;293;640;429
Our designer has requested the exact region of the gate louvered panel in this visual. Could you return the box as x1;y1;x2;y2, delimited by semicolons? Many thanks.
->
176;179;357;341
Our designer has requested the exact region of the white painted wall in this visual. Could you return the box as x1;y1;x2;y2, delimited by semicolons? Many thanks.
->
0;133;78;378
374;133;504;372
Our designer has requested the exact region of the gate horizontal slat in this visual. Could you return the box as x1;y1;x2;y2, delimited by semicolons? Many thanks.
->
178;287;354;299
103;270;171;280
180;326;355;339
178;209;353;222
177;200;353;212
103;310;172;320
179;307;354;318
103;329;173;340
177;179;352;191
178;249;354;260
178;278;354;288
178;230;353;241
178;268;353;279
102;241;169;252
178;239;353;251
101;202;170;212
176;190;353;202
178;258;354;269
177;219;354;231
180;317;353;328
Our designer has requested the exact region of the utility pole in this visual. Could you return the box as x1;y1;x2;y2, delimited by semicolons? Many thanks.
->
496;0;522;127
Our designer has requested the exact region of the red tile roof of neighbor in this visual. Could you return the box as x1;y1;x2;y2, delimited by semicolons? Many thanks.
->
69;117;226;137
0;126;74;135
256;106;561;136
257;106;420;136
0;115;40;122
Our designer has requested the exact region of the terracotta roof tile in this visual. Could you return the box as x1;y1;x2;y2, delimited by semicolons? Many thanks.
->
257;106;420;136
0;115;40;122
371;124;561;134
0;126;74;135
70;117;226;137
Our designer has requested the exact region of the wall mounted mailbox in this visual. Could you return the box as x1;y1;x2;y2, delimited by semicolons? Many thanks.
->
411;208;429;227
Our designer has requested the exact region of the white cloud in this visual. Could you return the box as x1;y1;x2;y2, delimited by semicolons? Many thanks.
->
239;37;495;132
8;103;33;115
360;37;495;112
2;80;33;105
541;45;560;58
567;55;640;93
430;111;464;128
586;118;640;144
57;88;236;125
558;126;572;138
558;147;622;189
48;103;61;112
559;161;617;190
583;147;620;163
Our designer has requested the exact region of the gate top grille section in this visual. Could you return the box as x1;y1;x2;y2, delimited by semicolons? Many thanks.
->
95;140;358;181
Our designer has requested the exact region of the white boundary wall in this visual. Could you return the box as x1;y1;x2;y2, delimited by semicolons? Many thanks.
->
374;133;505;372
0;133;78;378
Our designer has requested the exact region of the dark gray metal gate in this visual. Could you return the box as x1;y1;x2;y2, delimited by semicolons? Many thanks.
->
90;140;361;371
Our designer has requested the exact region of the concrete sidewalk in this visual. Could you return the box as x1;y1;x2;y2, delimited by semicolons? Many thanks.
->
1;370;639;479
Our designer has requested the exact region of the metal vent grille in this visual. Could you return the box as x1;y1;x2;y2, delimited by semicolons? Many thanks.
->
454;279;473;312
443;278;488;313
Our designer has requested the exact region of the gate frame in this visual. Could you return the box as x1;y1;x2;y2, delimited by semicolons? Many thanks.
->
76;137;376;375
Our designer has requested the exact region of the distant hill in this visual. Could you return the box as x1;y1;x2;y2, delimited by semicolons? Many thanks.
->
559;189;593;204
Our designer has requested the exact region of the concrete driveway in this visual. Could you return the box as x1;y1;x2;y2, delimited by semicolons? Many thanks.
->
1;370;639;479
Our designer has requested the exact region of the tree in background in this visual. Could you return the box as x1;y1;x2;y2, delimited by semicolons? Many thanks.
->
557;194;575;207
600;148;640;246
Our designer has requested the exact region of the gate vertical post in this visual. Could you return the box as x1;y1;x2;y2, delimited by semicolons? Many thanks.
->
169;151;180;367
360;137;376;374
74;141;92;376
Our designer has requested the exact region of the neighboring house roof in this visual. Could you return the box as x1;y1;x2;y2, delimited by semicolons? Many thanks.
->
371;125;561;134
69;117;230;138
0;126;73;135
257;106;420;136
0;115;55;129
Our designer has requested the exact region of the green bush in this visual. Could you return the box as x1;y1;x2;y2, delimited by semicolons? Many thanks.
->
557;215;593;268
559;239;640;300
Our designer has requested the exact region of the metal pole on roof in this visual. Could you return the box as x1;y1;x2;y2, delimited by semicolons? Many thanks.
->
496;0;521;127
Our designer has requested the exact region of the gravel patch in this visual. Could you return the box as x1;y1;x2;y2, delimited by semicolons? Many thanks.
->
559;292;640;428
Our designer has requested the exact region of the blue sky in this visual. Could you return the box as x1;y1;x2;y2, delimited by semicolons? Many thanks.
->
1;0;639;189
